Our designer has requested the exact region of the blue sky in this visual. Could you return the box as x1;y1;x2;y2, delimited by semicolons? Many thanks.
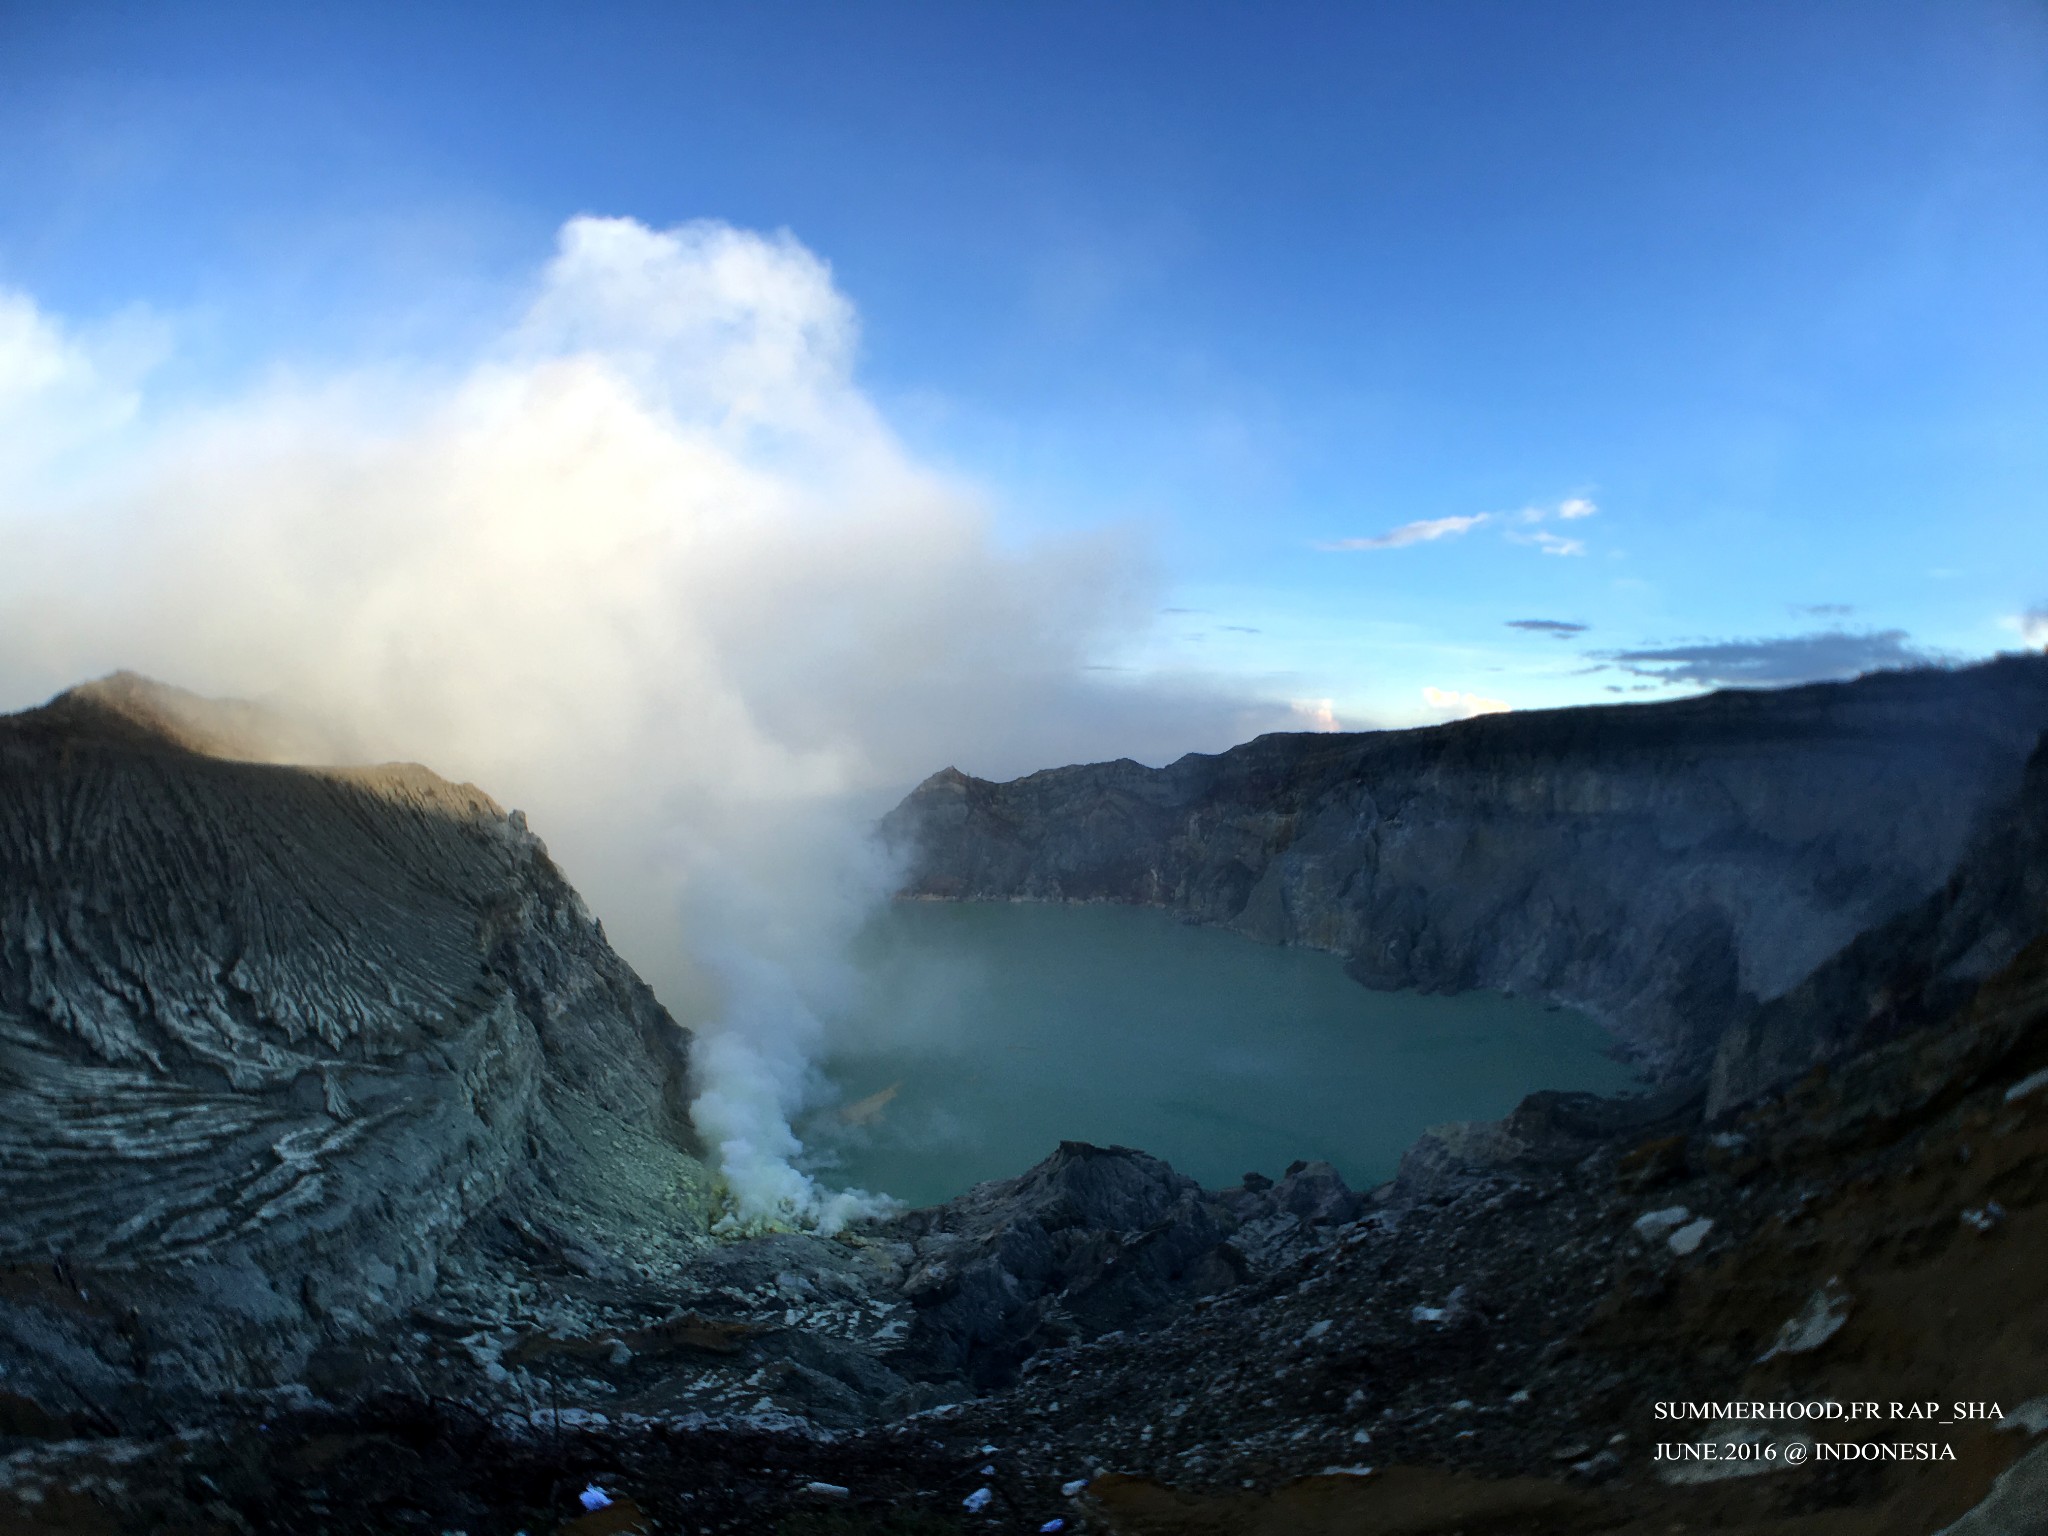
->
4;0;2046;731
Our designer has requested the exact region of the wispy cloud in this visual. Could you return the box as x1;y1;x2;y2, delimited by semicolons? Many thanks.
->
1509;497;1597;527
1316;513;1490;551
1220;624;1261;634
1598;629;1942;689
2013;607;2048;649
1507;528;1587;557
1506;618;1588;636
1319;496;1596;556
1792;602;1854;617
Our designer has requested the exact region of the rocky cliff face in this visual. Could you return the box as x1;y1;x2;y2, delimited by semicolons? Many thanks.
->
883;656;2048;1088
0;675;702;1424
1708;728;2048;1114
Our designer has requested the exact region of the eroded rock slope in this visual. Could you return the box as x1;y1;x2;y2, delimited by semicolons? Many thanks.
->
0;675;702;1422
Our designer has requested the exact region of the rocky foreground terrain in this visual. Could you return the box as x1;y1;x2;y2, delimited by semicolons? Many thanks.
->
1;670;2046;1534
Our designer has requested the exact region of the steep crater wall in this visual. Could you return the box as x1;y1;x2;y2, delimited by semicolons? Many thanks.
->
0;675;701;1419
883;657;2048;1084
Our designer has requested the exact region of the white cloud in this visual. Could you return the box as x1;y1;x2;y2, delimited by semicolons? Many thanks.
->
0;290;164;492
1320;495;1596;555
1421;685;1511;718
0;216;1300;1230
2012;608;2048;649
1289;697;1342;731
1316;513;1491;551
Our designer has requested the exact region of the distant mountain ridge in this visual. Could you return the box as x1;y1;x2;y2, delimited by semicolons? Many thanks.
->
883;655;2048;1104
25;668;370;765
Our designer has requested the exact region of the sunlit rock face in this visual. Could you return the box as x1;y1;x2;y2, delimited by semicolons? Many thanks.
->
885;655;2048;1088
0;674;697;1417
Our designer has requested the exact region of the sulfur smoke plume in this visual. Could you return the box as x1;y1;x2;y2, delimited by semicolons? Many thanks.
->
0;216;1295;1228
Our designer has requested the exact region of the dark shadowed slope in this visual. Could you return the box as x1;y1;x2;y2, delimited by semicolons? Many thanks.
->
883;656;2048;1091
0;675;700;1423
1709;725;2048;1114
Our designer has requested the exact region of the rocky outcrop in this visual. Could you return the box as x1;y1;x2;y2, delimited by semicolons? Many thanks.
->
884;656;2048;1083
1708;729;2048;1114
0;675;702;1425
888;1144;1362;1389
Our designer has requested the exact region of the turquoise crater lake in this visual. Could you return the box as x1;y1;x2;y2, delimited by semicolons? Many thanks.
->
803;900;1637;1208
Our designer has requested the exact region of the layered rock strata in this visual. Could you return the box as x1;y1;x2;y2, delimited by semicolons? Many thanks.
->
0;675;702;1423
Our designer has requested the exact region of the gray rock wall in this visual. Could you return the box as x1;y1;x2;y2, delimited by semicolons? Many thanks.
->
1708;730;2048;1114
884;657;2048;1083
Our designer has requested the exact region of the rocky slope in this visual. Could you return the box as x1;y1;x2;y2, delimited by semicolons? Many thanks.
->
937;924;2048;1535
7;875;2045;1535
0;674;705;1426
883;656;2048;1090
1709;729;2048;1115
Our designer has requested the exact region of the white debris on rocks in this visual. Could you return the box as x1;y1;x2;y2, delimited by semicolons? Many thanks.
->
1633;1206;1690;1241
1668;1217;1714;1256
2003;1067;2048;1104
1411;1284;1467;1325
1961;1201;2007;1234
1758;1278;1852;1362
1997;1397;2048;1435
